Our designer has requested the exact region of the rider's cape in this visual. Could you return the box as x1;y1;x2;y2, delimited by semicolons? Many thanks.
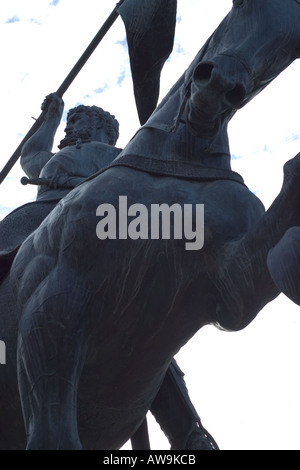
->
0;200;58;283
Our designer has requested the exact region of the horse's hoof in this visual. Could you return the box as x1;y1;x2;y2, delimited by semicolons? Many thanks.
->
185;428;219;450
171;424;219;451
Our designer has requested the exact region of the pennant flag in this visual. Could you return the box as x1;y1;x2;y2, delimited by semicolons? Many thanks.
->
118;0;177;125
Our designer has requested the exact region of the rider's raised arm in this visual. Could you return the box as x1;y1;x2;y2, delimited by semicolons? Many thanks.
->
20;93;64;179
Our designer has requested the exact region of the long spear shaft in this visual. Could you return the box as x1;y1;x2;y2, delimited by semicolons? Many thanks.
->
0;0;126;185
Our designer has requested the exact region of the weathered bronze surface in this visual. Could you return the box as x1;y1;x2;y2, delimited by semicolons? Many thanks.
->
2;0;300;449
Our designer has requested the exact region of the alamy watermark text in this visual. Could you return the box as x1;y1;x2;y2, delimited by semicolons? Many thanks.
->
0;340;6;365
96;196;204;250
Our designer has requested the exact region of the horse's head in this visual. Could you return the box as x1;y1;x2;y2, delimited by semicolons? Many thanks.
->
185;0;300;138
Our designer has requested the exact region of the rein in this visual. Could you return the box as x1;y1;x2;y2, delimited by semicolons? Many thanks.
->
21;155;247;191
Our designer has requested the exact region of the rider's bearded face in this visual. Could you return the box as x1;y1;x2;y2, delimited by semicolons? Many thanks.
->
58;112;96;149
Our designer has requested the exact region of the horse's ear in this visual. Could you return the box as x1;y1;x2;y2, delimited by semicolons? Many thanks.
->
118;0;177;125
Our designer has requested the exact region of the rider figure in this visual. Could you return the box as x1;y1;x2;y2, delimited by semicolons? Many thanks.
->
21;94;121;201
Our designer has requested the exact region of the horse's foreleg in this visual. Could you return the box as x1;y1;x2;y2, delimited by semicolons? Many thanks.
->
217;153;300;329
150;359;219;450
17;270;89;449
267;226;300;305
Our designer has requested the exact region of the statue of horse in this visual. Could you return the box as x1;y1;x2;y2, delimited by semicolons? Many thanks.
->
9;0;300;449
0;205;218;451
0;94;219;450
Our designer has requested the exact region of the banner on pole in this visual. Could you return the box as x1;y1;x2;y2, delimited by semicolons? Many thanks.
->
118;0;177;124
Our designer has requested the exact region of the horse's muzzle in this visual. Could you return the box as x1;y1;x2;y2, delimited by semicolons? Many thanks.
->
186;56;248;138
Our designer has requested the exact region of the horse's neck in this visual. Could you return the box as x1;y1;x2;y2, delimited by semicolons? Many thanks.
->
123;65;232;170
123;124;232;170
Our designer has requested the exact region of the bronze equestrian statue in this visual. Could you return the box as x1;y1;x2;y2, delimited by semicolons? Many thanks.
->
0;94;217;449
6;0;300;449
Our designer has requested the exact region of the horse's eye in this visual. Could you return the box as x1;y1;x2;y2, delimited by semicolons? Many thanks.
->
233;0;244;6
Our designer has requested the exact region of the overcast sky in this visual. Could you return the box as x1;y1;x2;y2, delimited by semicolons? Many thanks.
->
1;0;300;451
